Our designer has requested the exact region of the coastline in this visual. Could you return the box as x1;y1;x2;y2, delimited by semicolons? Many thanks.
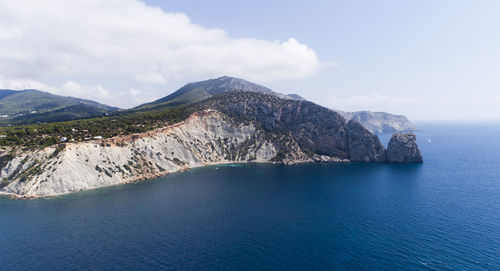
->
0;158;350;200
0;106;420;199
0;110;357;199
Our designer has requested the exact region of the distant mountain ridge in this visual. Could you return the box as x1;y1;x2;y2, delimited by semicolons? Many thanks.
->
0;89;118;125
337;110;418;134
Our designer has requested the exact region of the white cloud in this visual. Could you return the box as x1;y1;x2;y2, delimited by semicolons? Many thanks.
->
134;73;167;84
58;81;157;106
0;0;322;99
0;76;55;92
0;76;152;108
60;81;112;101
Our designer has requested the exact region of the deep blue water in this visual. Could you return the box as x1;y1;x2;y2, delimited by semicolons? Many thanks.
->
2;123;500;270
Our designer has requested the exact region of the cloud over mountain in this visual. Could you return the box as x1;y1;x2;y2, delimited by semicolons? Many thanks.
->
0;0;321;101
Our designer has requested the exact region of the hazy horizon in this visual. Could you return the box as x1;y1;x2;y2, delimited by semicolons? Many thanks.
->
1;0;499;121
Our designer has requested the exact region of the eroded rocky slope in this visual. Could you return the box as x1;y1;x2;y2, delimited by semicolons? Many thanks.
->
0;110;281;197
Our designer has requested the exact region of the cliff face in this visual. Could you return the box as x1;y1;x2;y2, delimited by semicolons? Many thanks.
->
0;111;279;197
387;133;423;163
200;91;348;159
198;91;391;162
0;92;423;198
346;120;387;162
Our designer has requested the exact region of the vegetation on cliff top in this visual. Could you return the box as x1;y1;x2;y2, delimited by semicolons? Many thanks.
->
0;105;195;149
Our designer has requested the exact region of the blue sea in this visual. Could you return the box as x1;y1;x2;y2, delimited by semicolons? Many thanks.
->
1;123;500;270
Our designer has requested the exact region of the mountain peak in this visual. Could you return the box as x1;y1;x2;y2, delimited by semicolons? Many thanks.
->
141;76;277;108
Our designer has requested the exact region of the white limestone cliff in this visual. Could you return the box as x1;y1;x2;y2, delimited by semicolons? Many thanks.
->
0;110;281;198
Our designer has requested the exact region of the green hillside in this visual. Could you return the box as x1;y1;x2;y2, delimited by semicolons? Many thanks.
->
0;89;118;125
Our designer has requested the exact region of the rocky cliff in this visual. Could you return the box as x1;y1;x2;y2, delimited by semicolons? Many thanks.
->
345;120;387;162
197;91;389;161
0;91;422;198
0;110;279;198
0;109;343;198
387;132;423;163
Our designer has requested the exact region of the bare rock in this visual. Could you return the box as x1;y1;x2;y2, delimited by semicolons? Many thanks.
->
346;120;387;162
387;132;423;163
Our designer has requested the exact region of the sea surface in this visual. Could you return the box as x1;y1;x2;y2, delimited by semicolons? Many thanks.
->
1;123;500;270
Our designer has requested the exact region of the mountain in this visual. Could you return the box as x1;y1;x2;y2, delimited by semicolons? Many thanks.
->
0;89;118;125
195;91;387;161
135;76;417;134
136;76;295;110
0;77;418;133
337;110;418;134
0;90;421;198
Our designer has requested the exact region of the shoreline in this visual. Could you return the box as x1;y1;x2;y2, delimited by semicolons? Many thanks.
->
0;158;349;200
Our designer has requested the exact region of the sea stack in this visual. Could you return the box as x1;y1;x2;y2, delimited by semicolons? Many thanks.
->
387;132;423;163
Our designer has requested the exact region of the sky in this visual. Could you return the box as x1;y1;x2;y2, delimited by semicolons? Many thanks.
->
0;0;499;121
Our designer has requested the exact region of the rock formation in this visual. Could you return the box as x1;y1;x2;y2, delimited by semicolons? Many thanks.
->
346;120;387;162
387;132;423;163
199;91;349;159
